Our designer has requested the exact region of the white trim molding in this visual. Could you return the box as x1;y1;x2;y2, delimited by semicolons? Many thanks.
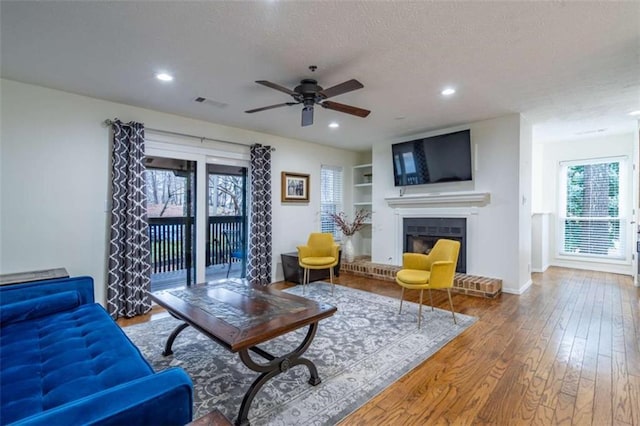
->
503;279;533;295
385;191;490;208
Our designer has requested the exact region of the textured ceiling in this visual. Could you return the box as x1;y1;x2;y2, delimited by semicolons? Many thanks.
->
1;1;639;150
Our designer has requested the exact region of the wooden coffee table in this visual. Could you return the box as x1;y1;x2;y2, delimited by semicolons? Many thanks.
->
150;280;337;426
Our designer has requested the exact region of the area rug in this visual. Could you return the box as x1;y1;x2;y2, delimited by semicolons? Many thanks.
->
124;283;476;425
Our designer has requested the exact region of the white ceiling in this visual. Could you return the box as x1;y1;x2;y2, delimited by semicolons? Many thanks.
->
1;1;639;151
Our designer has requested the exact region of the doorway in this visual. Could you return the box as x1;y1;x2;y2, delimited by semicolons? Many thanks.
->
145;155;248;291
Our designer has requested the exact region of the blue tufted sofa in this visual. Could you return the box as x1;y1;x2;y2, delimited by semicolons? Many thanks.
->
0;276;193;425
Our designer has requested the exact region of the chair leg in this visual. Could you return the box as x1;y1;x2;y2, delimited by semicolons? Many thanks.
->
226;259;232;278
302;268;307;294
399;287;405;314
329;266;335;295
428;288;434;311
447;288;457;324
418;289;423;328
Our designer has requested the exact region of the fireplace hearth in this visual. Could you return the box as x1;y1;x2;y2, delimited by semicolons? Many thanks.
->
403;217;467;273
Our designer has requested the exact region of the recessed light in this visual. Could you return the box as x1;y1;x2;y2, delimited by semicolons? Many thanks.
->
328;122;339;128
629;110;640;116
156;72;174;82
441;88;456;96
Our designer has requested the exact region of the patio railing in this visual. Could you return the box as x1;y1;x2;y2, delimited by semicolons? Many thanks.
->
149;216;244;273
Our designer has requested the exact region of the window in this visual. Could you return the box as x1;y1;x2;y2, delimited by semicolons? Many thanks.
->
320;165;344;241
558;157;627;260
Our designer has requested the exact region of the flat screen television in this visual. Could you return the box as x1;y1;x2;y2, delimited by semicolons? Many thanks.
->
392;129;472;186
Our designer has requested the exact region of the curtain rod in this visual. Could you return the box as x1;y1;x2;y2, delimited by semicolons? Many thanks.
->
103;119;275;151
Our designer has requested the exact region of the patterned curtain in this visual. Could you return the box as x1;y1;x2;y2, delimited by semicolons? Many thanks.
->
247;144;273;286
107;120;152;319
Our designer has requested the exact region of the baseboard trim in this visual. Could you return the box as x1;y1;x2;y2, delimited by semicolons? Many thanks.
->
502;279;533;295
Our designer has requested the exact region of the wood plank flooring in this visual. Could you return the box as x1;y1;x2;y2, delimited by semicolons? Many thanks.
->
331;267;640;426
120;266;640;425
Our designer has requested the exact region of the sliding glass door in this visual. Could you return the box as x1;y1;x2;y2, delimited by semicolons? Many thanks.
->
205;164;248;281
145;149;248;291
145;156;197;291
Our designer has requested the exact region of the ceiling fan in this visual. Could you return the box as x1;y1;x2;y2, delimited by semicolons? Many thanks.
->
245;66;370;127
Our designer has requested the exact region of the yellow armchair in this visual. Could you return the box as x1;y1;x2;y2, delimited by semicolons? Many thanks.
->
297;233;340;294
395;239;460;327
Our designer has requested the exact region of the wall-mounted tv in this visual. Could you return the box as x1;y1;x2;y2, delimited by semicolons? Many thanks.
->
392;129;472;187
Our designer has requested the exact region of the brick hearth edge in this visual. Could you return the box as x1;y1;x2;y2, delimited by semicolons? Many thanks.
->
340;257;502;299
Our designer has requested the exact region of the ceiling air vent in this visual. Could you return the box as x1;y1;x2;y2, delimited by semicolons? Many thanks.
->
193;97;228;108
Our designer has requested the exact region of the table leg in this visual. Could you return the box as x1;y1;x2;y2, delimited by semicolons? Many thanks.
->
162;322;190;356
234;322;320;426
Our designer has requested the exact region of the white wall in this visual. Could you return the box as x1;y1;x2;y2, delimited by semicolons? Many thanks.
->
519;115;533;290
534;132;635;275
0;79;358;304
371;114;531;294
532;142;545;210
634;122;639;287
0;86;4;271
531;213;551;272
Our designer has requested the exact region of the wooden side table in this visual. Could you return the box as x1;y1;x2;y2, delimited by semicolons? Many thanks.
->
280;251;341;284
0;268;69;286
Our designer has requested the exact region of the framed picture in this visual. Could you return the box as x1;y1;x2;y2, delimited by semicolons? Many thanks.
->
281;171;310;202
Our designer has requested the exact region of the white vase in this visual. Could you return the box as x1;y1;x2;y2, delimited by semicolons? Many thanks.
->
343;236;355;263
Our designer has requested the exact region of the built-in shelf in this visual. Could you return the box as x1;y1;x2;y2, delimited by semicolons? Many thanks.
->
353;162;373;257
385;191;490;208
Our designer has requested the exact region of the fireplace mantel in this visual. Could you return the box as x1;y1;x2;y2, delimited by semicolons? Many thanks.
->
385;191;490;208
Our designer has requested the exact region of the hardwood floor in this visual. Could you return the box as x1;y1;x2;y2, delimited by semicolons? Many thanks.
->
120;267;640;425
331;267;640;426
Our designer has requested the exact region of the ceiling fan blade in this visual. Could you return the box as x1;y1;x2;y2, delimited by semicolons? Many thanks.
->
245;102;298;113
301;106;314;127
319;79;364;99
255;80;297;96
321;100;371;118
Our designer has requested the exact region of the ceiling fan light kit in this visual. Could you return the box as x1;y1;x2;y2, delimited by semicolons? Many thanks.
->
246;67;370;127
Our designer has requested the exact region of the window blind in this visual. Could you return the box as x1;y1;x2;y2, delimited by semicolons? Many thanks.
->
320;165;344;241
559;159;625;259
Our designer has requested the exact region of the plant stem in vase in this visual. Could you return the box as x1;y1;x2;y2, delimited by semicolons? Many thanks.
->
329;209;371;263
